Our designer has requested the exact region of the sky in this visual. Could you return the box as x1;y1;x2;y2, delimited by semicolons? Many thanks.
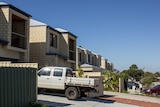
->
2;0;160;72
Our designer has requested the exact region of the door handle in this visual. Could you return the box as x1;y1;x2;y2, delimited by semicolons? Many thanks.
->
46;78;50;79
58;79;61;80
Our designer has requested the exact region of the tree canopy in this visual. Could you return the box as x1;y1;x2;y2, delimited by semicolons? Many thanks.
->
102;70;119;91
122;64;144;81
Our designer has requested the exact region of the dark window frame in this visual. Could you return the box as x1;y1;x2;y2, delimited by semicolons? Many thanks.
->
50;33;57;48
11;14;27;49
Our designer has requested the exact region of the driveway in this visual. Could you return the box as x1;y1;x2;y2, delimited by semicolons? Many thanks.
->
38;92;140;107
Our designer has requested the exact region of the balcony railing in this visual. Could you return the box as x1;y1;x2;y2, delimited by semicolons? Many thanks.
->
69;50;75;60
11;32;26;49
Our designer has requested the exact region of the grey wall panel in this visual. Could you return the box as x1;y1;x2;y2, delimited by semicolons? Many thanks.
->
0;67;37;107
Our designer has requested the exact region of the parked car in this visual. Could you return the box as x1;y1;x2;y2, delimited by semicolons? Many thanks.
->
142;85;160;96
37;66;103;100
128;82;139;89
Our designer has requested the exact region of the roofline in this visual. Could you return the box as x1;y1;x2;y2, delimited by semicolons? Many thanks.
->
30;25;47;27
60;32;77;38
0;3;32;17
77;46;86;51
47;26;62;35
55;28;78;38
30;25;62;35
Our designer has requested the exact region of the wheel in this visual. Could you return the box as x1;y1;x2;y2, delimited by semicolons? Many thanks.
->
65;87;79;100
152;93;158;97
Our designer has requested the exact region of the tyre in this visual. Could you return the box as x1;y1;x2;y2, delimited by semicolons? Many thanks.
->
65;87;79;100
152;93;157;97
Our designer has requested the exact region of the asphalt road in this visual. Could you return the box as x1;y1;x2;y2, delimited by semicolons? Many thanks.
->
38;92;141;107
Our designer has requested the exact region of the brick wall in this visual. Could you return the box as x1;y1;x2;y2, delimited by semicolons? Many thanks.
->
0;8;9;40
30;26;57;68
0;6;30;62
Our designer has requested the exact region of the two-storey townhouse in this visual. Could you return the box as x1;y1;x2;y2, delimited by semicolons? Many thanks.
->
101;57;114;71
101;57;108;71
76;46;101;72
92;52;101;67
55;28;77;70
76;46;91;66
0;2;31;62
107;61;114;71
29;19;77;70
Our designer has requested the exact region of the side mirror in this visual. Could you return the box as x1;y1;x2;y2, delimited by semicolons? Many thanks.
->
38;73;40;76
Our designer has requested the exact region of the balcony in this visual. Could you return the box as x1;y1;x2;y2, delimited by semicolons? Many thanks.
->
69;50;75;60
11;32;26;49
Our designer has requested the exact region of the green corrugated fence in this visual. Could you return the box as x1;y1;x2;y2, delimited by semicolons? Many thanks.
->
0;67;37;107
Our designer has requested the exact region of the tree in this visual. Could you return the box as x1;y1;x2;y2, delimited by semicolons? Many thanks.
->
76;65;84;77
154;72;160;77
141;71;159;88
102;70;119;91
122;64;144;81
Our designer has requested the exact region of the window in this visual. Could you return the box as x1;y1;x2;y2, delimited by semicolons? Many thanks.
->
92;56;95;65
79;53;82;62
69;39;75;60
69;39;74;50
53;69;63;77
50;33;57;48
11;14;26;49
38;68;51;76
87;54;90;63
66;69;73;77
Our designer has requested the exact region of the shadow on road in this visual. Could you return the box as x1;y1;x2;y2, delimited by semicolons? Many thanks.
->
38;89;65;97
38;100;71;107
38;91;116;107
99;95;117;102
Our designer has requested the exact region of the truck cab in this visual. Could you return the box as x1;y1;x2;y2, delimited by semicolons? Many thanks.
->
38;67;73;90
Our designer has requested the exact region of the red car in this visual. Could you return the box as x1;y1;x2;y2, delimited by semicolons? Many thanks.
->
143;85;160;96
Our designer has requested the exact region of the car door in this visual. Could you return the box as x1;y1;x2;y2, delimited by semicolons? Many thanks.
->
38;67;52;88
50;68;65;90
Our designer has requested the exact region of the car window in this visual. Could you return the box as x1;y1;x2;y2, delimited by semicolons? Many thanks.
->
153;85;160;89
38;68;51;76
66;69;73;77
53;68;63;77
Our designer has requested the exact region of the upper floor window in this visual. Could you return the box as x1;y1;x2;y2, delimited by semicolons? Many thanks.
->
88;54;90;63
79;53;82;62
11;14;26;49
92;56;95;65
69;39;75;60
50;33;57;48
86;54;90;63
69;39;74;50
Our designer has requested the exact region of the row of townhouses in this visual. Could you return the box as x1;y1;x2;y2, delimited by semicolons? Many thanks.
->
0;2;114;72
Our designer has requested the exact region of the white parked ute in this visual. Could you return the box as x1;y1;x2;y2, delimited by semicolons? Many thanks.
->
37;66;103;100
